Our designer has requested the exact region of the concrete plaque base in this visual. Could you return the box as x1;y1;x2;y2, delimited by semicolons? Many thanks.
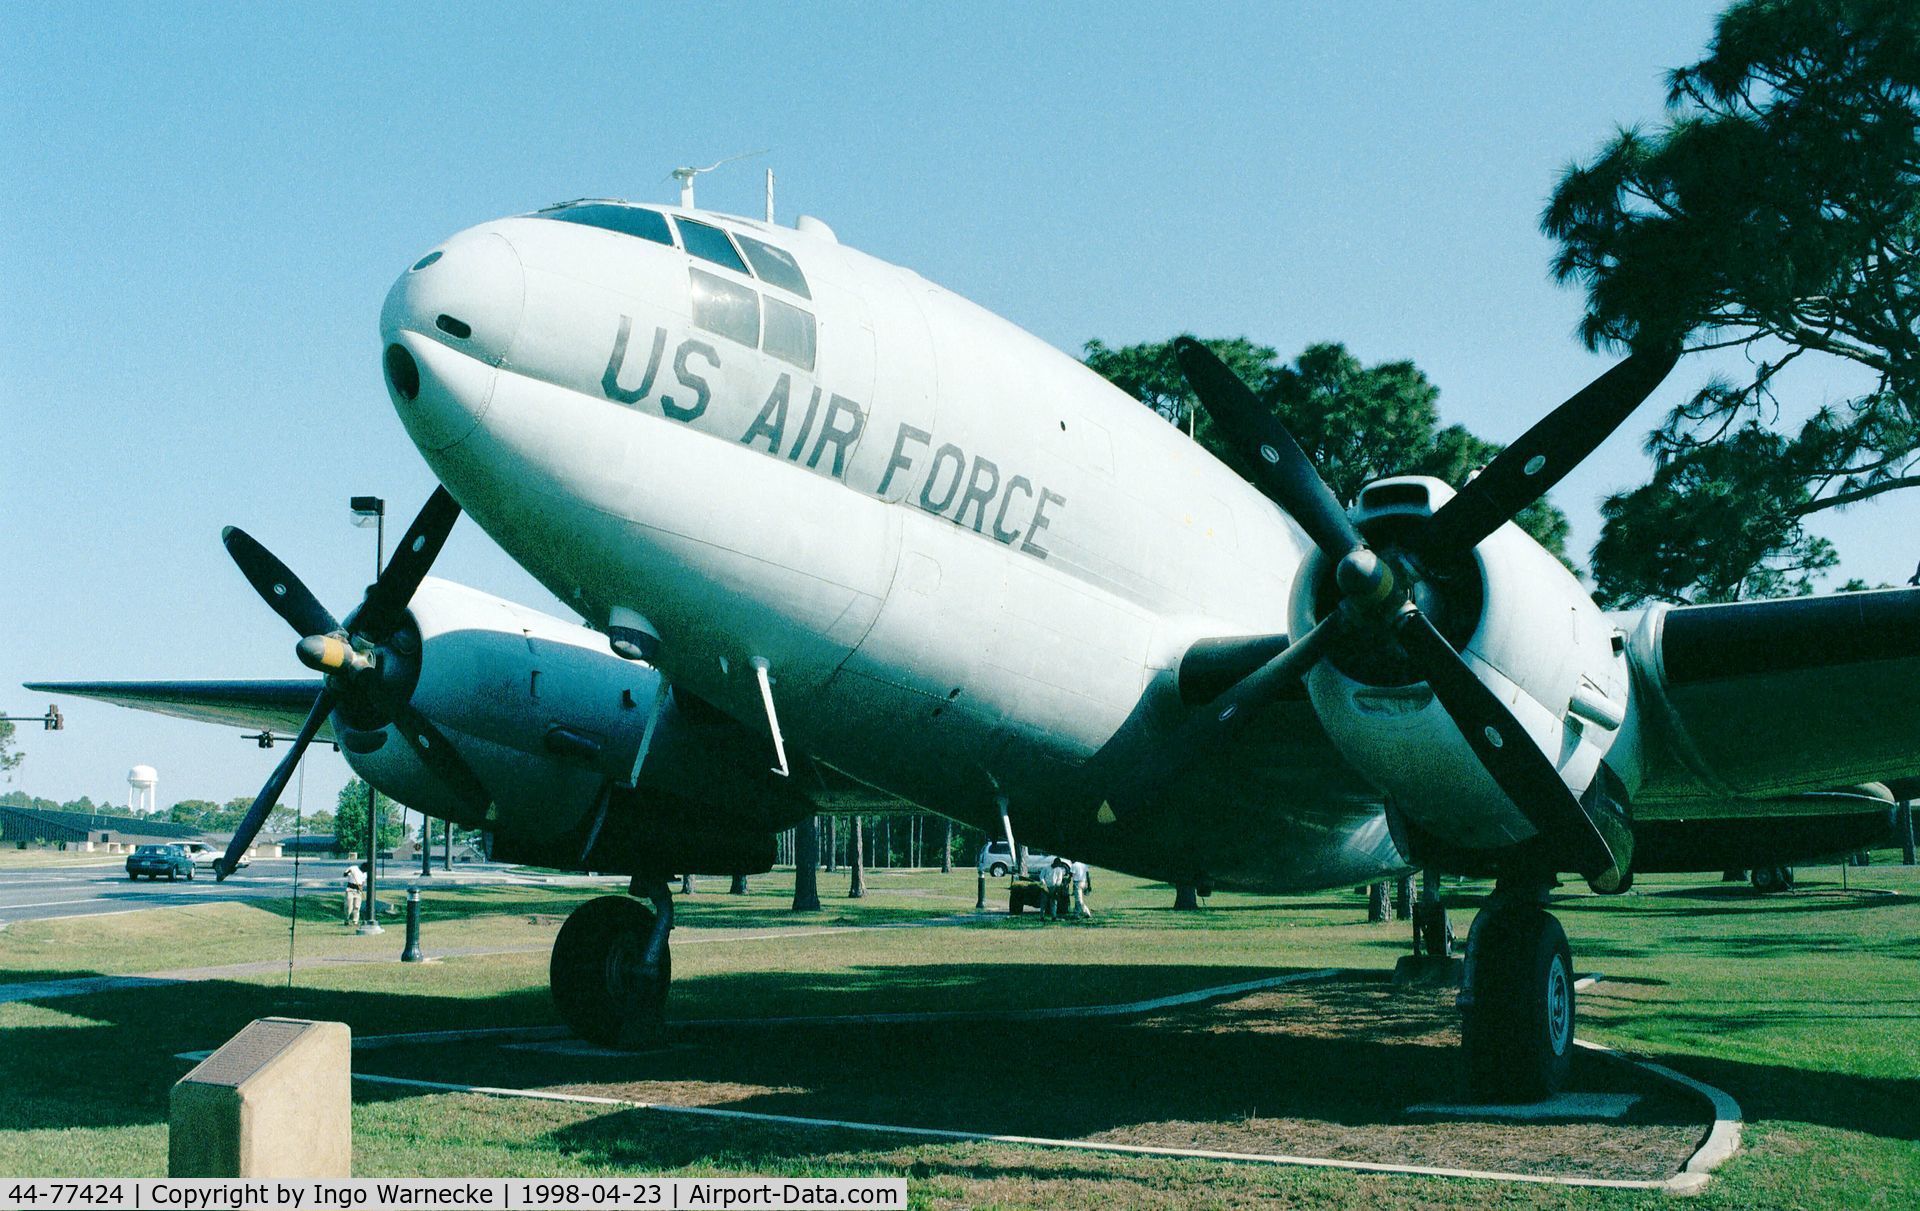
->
170;1017;351;1177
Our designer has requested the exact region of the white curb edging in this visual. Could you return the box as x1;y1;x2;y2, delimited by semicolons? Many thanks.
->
341;1069;1684;1191
1575;1039;1744;1195
177;967;1745;1193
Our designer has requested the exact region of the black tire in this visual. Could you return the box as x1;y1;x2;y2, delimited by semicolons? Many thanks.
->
1463;906;1574;1102
1752;866;1794;893
167;871;177;882
128;873;137;881
988;863;1008;877
550;895;669;1048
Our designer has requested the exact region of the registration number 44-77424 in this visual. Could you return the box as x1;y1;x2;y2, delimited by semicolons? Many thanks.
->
8;1185;128;1207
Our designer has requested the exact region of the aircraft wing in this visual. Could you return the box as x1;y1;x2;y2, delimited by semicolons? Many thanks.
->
23;680;333;741
1626;587;1920;812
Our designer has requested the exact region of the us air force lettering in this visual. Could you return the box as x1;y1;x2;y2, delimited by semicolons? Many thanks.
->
35;195;1920;1108
602;317;1067;558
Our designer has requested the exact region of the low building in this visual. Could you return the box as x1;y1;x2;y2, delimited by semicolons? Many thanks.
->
275;832;345;857
0;806;209;851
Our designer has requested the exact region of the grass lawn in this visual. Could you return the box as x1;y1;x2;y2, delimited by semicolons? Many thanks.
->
0;850;123;870
0;860;1914;1209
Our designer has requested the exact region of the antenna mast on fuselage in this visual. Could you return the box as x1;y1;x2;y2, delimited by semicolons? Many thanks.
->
667;149;770;210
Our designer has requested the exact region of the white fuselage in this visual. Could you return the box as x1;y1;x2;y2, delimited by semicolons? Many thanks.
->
380;204;1402;891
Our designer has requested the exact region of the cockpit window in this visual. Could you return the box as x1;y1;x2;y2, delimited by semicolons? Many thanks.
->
674;217;751;274
762;296;817;371
735;234;811;299
538;203;673;246
690;268;759;347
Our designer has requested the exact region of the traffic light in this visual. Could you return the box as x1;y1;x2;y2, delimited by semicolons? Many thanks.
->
45;705;62;731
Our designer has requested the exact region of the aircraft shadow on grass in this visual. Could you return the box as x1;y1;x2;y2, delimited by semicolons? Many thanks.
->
6;960;1910;1156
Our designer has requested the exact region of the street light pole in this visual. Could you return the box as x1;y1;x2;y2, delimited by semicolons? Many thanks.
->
351;496;386;933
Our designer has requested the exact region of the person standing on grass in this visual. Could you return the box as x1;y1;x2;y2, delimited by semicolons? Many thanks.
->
343;861;366;925
1043;857;1074;919
1069;860;1093;919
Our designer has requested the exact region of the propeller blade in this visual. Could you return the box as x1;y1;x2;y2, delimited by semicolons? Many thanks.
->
1393;609;1614;877
353;487;462;639
223;527;342;639
1099;613;1342;823
216;687;335;880
1418;349;1678;558
392;701;492;818
1175;337;1365;561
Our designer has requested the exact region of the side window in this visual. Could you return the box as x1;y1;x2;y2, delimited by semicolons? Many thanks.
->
762;296;817;371
674;217;750;274
540;204;673;246
690;268;759;347
735;234;811;299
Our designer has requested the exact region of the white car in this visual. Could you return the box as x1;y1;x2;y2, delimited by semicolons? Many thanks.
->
976;840;1061;880
180;842;247;871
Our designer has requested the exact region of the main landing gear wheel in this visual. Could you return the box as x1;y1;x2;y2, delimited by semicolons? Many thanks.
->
1461;900;1574;1102
550;894;671;1048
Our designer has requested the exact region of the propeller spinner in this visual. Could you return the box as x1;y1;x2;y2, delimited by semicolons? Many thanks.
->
213;487;490;879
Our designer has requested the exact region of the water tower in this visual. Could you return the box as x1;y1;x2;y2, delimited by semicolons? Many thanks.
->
127;765;158;814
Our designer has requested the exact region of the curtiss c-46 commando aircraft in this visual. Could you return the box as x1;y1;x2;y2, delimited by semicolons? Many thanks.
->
36;198;1920;1102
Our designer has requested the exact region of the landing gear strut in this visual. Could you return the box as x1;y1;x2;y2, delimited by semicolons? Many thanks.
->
550;879;674;1048
1459;876;1574;1102
1410;869;1452;958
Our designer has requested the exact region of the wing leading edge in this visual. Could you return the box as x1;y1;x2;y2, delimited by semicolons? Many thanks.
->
1625;587;1920;810
23;680;334;741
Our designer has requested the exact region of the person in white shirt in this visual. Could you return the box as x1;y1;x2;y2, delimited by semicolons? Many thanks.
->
1069;861;1093;919
1042;858;1073;919
343;862;367;925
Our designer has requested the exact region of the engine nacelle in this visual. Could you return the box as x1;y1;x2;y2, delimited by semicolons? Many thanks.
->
342;579;812;873
1295;478;1631;859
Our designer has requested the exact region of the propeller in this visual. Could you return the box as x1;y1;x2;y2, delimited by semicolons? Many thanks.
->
1414;349;1678;560
1176;341;1364;562
1109;339;1675;881
214;487;490;879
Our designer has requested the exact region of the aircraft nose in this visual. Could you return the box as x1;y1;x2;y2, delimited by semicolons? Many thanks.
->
380;230;525;451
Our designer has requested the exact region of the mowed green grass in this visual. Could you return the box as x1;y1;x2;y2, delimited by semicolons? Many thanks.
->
0;861;1915;1209
0;850;125;870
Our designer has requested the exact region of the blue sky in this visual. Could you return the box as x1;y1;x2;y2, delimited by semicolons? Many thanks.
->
4;3;1913;813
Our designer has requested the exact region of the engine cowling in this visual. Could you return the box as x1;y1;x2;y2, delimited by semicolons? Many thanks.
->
1294;477;1631;862
341;579;811;874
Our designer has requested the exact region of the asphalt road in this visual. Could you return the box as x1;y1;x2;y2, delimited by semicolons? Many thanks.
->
0;858;538;926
